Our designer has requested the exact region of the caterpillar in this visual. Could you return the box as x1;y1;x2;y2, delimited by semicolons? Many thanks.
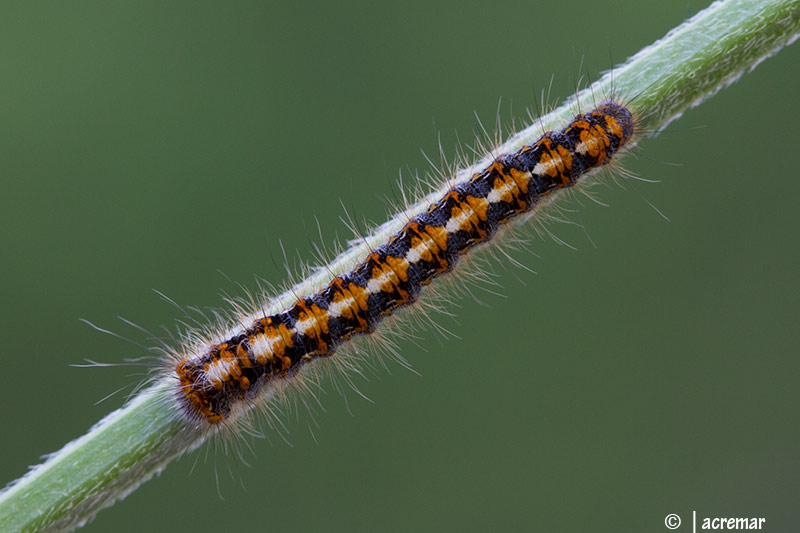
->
174;101;635;426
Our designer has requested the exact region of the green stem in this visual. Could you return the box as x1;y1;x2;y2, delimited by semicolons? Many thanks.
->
1;0;798;530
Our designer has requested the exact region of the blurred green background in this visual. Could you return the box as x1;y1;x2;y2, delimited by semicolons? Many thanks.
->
1;1;798;531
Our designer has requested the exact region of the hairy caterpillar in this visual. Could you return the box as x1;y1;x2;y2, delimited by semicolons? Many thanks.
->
173;102;635;427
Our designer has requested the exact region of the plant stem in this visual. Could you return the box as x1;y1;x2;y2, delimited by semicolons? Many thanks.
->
1;0;798;530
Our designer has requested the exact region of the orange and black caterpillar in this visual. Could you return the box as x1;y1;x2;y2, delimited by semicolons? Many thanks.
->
176;101;634;424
